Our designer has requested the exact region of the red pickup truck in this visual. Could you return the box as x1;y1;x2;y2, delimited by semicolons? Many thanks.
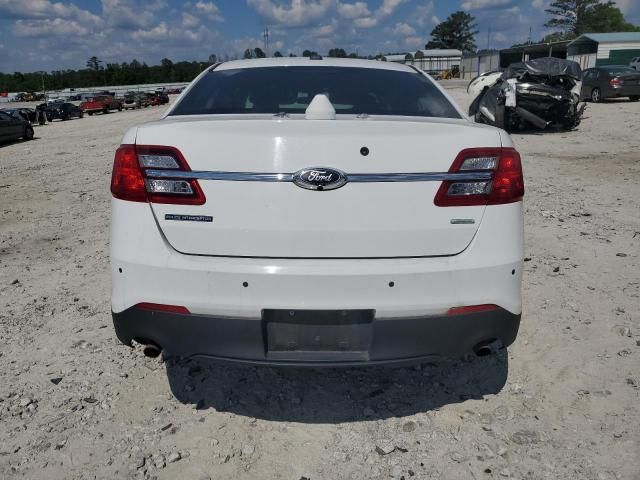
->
80;95;123;115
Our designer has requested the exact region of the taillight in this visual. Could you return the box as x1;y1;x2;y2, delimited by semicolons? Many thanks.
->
136;302;191;314
111;145;146;202
609;77;621;87
447;304;499;316
434;147;524;207
110;144;205;205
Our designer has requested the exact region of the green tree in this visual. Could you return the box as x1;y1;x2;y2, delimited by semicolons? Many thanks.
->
86;56;102;71
328;48;347;58
243;48;253;59
302;49;319;57
545;0;597;36
583;2;640;32
253;47;266;58
426;11;477;53
545;0;639;38
273;51;283;57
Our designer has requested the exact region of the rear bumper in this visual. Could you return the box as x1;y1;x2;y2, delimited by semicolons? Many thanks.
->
606;85;640;97
113;305;521;366
111;200;524;318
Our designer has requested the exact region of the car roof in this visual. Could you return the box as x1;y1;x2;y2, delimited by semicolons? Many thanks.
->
216;57;417;73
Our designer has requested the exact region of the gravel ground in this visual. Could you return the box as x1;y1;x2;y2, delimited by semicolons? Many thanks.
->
1;89;639;480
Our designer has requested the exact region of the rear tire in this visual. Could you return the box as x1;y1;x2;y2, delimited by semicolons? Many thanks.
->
24;126;34;140
591;88;601;103
103;107;109;115
630;96;639;102
88;111;93;116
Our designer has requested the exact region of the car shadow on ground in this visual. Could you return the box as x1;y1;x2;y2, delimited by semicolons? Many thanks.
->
0;136;39;147
164;351;508;423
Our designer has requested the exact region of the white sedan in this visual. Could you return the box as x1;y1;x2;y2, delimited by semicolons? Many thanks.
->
110;57;524;366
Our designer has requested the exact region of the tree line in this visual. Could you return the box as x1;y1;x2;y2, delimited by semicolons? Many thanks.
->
2;0;637;93
0;57;213;93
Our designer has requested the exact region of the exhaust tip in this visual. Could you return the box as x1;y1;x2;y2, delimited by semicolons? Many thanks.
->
473;339;502;357
142;343;162;358
474;345;493;357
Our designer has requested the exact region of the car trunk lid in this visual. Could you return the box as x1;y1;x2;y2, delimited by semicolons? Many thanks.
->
136;117;501;258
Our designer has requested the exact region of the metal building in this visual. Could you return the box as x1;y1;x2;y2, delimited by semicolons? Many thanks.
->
461;50;500;80
567;32;640;69
382;49;462;74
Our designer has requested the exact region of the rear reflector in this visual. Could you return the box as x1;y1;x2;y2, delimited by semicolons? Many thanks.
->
435;147;524;207
447;304;499;316
609;77;621;87
110;144;205;205
135;303;190;314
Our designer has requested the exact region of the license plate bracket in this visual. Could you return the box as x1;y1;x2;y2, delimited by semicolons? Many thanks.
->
263;309;374;362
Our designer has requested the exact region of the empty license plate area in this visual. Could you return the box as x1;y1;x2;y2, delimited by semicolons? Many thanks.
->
263;309;375;361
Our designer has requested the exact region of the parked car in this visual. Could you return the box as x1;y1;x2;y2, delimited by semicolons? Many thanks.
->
0;110;34;143
630;56;640;70
157;92;170;104
581;65;640;102
146;93;161;106
145;92;169;106
45;102;84;121
110;58;525;365
136;93;151;108
0;107;46;125
123;94;141;110
80;95;123;115
15;92;45;102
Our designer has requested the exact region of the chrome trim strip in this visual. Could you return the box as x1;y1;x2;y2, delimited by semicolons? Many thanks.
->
145;170;492;183
347;172;492;182
147;170;295;182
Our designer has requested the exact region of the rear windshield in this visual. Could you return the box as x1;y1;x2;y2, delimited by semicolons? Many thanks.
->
606;66;635;74
170;66;461;118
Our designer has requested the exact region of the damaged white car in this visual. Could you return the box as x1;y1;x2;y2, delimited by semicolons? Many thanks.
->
468;57;585;131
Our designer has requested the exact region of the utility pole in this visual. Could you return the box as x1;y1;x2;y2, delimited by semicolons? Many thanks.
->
263;27;269;57
40;72;45;95
487;26;491;50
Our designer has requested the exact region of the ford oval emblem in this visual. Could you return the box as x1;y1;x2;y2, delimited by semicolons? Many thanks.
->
293;167;348;191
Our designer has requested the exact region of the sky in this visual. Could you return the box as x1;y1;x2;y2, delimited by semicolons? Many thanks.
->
0;0;639;72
